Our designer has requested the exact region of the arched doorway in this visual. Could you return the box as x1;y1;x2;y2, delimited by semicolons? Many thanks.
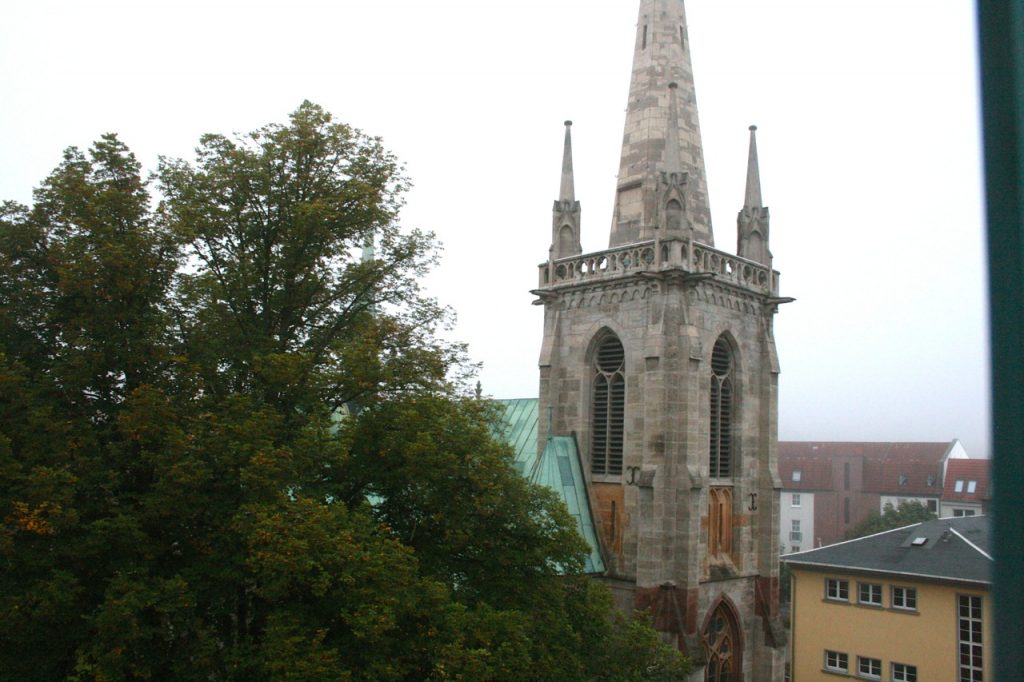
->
704;600;741;682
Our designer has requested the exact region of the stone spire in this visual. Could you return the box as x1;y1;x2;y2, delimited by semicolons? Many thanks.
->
560;119;576;203
737;125;771;266
361;234;375;262
744;124;762;208
550;120;582;261
610;0;713;247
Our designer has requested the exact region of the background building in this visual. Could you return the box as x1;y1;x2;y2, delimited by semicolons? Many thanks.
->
778;441;967;548
783;515;991;682
940;459;991;518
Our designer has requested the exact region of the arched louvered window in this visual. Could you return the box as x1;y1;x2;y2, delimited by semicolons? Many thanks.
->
592;335;625;476
709;337;734;479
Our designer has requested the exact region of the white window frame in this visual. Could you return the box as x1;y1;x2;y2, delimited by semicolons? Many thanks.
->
955;479;965;492
892;662;917;682
857;656;881;679
792;492;801;507
824;650;848;673
790;519;802;542
891;586;917;611
792;470;802;482
858;582;882;607
967;480;977;493
958;594;984;682
825;578;849;602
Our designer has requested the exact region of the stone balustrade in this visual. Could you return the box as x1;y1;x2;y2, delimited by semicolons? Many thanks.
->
539;238;779;296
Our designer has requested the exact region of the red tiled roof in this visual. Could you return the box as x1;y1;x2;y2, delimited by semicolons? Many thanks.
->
863;443;950;496
777;452;833;490
778;441;952;496
943;459;992;501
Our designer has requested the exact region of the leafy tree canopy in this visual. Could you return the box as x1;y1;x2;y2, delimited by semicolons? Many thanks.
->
0;103;689;681
848;500;938;540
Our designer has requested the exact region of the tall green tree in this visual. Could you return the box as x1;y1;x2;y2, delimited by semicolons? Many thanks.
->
848;500;937;539
0;135;181;680
0;103;690;681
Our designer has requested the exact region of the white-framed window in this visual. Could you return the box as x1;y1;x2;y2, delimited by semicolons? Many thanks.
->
790;519;802;542
892;663;917;681
825;578;849;602
892;586;917;610
858;582;882;606
857;656;881;679
954;508;977;517
792;470;802;482
792;492;801;507
824;650;848;673
958;594;984;681
790;545;801;553
967;480;977;494
955;479;965;492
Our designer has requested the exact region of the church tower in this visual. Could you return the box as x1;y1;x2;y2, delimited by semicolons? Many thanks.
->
534;1;789;679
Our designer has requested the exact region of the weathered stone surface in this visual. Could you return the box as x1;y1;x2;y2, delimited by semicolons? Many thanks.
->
535;2;787;679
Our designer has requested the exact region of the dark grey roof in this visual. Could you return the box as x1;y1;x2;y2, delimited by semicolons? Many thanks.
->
782;515;991;586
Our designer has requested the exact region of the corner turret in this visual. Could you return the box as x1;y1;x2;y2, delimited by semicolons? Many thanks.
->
550;120;582;261
737;125;772;267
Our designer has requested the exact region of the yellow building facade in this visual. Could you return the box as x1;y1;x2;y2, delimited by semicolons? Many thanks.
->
784;516;992;682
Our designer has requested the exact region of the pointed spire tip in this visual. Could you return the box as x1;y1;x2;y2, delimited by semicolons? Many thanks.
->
558;118;576;203
744;123;763;209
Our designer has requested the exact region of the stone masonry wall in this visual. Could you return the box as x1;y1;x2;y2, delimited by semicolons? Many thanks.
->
536;269;783;678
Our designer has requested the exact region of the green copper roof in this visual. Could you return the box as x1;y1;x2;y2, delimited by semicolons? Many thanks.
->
496;399;606;574
497;398;539;473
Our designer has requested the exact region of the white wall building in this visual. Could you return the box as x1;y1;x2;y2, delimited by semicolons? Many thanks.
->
779;490;815;554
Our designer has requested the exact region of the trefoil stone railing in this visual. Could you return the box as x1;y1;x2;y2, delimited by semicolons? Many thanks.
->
538;238;779;296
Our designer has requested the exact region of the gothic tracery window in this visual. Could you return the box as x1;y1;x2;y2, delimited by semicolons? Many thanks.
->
704;602;741;682
709;337;734;479
708;336;735;559
592;335;625;476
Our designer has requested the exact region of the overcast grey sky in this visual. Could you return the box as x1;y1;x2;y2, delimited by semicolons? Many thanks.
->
0;0;990;456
